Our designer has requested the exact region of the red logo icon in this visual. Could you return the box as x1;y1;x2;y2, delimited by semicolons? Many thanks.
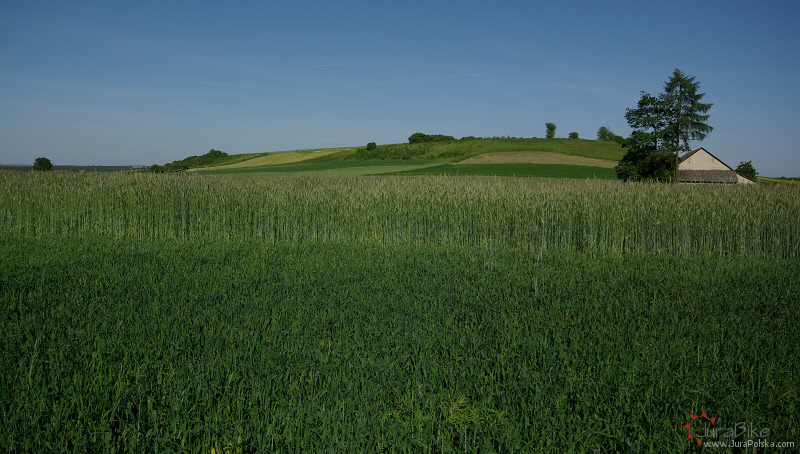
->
683;409;718;446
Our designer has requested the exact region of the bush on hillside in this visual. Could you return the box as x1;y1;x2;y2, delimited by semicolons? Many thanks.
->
408;133;456;144
164;149;228;170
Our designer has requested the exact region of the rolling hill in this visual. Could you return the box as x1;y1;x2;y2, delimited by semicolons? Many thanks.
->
188;137;625;178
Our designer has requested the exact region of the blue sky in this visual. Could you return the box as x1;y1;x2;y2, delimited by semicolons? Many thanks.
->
1;0;799;176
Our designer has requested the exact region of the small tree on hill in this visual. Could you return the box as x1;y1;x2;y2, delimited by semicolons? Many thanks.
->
366;142;377;151
569;132;579;139
545;123;556;139
736;161;757;181
33;157;53;171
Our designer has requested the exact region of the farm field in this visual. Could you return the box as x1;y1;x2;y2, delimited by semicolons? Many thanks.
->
455;151;618;168
1;170;799;452
200;147;356;171
203;160;443;177
187;137;625;178
395;163;617;179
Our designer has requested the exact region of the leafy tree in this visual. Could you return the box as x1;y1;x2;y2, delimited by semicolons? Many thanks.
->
736;161;757;181
366;142;377;151
597;126;624;144
568;132;579;139
33;157;53;171
614;131;675;181
617;69;712;181
545;123;556;139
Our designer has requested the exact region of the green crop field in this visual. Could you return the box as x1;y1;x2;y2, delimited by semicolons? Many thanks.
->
203;160;442;177
394;163;617;179
189;137;625;179
1;170;798;452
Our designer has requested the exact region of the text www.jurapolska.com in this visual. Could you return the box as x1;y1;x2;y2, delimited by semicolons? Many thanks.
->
703;440;795;449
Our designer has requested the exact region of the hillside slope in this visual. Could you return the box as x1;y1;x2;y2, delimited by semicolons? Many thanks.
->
198;138;624;173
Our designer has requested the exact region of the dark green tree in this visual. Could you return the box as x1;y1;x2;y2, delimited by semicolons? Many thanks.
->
408;133;455;144
366;142;377;151
568;132;579;139
615;131;675;181
545;122;556;139
736;161;757;181
662;69;713;175
617;69;712;182
33;157;53;171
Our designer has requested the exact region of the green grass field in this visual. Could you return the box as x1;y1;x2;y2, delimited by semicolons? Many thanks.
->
394;163;617;179
191;137;625;179
203;160;442;176
1;170;798;452
344;138;625;163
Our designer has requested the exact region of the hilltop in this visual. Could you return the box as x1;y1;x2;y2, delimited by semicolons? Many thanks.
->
165;136;625;178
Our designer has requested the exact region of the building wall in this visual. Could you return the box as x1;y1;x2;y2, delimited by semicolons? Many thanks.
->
680;149;730;171
736;174;756;185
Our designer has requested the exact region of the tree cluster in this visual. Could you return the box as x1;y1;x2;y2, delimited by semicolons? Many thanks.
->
164;149;228;170
615;69;713;181
408;133;456;144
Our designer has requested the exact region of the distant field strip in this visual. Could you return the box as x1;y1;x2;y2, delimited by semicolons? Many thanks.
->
204;160;442;176
396;163;617;179
202;147;353;170
457;151;618;168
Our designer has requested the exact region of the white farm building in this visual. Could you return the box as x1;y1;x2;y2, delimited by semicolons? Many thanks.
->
677;148;755;184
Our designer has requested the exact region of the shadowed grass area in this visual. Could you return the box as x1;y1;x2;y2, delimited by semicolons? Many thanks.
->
1;234;797;452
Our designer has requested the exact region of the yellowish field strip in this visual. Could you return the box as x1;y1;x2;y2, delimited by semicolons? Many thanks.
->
456;151;618;168
203;147;353;170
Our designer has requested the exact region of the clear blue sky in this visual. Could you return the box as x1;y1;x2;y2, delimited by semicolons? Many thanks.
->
1;0;798;176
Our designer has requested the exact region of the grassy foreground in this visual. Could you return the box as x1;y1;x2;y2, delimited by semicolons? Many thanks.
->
1;170;798;452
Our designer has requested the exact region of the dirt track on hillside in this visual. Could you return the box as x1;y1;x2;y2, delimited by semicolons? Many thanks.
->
457;151;617;168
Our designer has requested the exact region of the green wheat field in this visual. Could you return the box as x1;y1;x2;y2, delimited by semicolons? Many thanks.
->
1;170;798;452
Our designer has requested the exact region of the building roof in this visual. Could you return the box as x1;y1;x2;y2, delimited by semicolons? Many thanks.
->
677;169;739;184
678;147;755;184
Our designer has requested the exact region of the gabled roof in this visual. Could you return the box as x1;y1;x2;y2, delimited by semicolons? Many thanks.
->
678;147;735;171
677;147;755;184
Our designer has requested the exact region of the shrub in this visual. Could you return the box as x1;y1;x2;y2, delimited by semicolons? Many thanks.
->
33;157;53;171
545;123;556;139
408;133;456;144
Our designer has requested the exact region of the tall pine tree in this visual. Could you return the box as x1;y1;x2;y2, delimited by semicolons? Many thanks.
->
616;69;713;181
663;69;713;179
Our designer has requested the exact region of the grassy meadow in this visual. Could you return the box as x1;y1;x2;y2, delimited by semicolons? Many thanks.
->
1;170;798;452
